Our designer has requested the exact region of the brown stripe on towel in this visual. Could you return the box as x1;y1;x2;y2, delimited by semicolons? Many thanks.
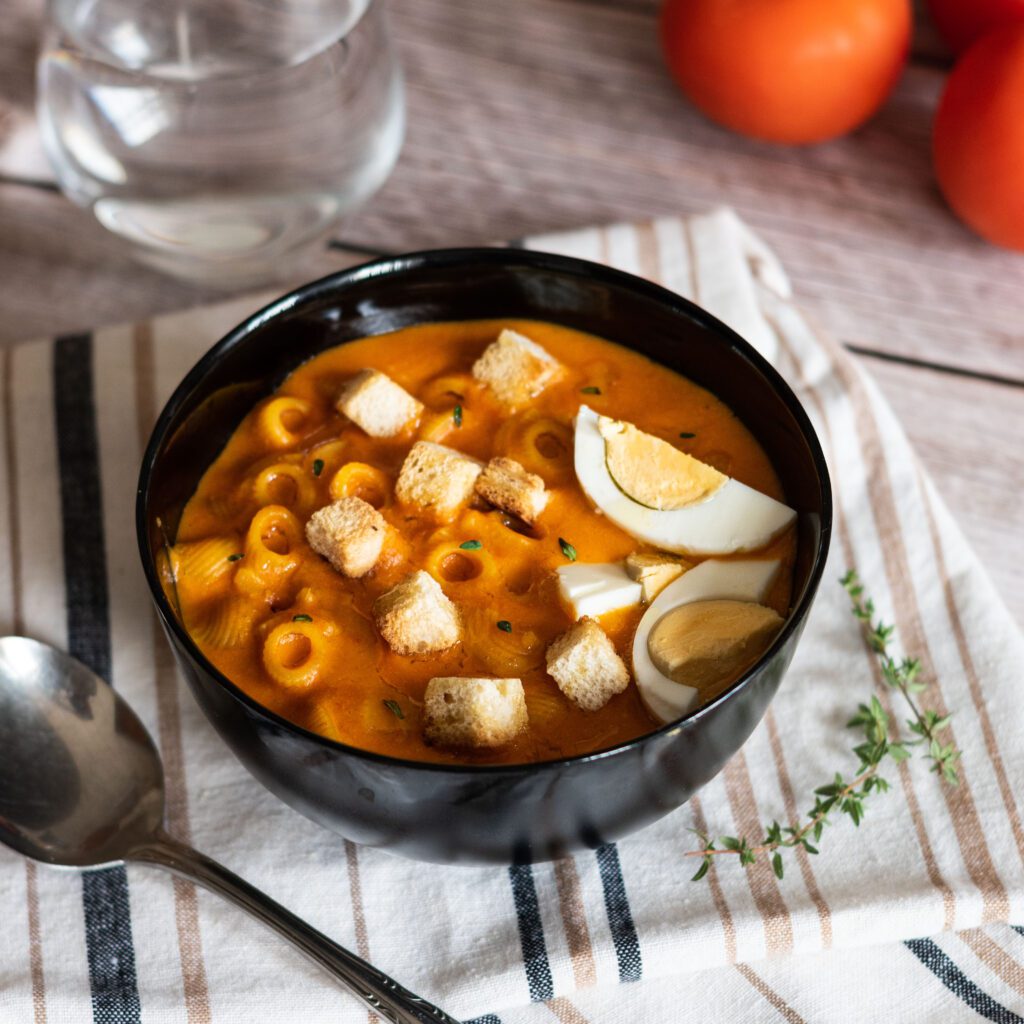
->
552;859;598;989
5;346;47;1024
25;862;47;1024
764;710;833;949
344;841;380;1024
134;322;213;1024
959;929;1024;1001
918;469;1024;871
634;220;661;284
735;964;808;1024
546;996;591;1024
722;753;794;955
689;795;738;964
824;331;1009;924
2;346;23;631
771;322;957;930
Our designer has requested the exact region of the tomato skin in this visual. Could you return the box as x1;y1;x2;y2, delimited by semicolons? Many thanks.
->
933;25;1024;250
927;0;1024;53
659;0;912;145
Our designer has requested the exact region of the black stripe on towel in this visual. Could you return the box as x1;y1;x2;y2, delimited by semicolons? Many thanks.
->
595;844;642;983
508;865;554;1002
464;1016;502;1024
905;938;1023;1024
54;333;143;1024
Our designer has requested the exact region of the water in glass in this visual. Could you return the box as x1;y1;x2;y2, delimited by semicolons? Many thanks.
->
38;0;404;285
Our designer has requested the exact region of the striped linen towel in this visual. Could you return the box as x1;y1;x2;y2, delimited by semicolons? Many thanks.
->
1;209;1023;1024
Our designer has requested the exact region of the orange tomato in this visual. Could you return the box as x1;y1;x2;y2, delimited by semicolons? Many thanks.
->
927;0;1024;53
933;24;1024;250
659;0;912;145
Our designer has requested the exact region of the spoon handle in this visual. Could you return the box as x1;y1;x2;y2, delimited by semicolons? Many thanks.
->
132;831;461;1024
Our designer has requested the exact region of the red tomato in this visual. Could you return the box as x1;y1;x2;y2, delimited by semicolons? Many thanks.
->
659;0;912;145
933;24;1024;250
927;0;1024;53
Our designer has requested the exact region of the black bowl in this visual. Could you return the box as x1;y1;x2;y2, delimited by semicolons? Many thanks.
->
136;247;832;864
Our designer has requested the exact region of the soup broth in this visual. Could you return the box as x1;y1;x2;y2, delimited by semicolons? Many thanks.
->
171;319;796;764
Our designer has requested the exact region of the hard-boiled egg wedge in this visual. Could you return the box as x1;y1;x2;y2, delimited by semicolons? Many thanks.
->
573;406;796;555
556;562;642;619
632;558;782;723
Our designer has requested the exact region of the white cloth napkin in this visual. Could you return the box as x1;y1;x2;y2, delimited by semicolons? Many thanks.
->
2;210;1023;1024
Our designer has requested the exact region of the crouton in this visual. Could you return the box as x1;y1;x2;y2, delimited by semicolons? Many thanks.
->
336;369;423;438
474;456;548;523
373;570;461;655
471;329;562;406
546;617;629;711
423;676;528;748
624;551;692;603
394;441;482;520
305;497;385;577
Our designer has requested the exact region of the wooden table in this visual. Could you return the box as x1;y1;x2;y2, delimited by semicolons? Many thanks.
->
1;0;1021;622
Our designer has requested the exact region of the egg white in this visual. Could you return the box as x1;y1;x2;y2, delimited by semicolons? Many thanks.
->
632;558;781;723
573;406;796;555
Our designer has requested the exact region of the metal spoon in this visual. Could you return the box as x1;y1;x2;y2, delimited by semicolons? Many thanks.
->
0;636;461;1024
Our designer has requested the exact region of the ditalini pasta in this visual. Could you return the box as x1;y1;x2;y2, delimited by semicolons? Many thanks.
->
262;618;334;689
328;461;391;508
253;461;317;513
171;319;796;765
257;396;314;449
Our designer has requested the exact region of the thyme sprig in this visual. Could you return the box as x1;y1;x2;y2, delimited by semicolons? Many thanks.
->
687;570;961;882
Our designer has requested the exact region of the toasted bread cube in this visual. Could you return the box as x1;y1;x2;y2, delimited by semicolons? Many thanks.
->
471;329;561;406
336;369;424;438
305;497;385;577
373;570;461;655
395;441;482;520
475;456;548;523
624;551;692;603
546;617;629;711
423;676;528;749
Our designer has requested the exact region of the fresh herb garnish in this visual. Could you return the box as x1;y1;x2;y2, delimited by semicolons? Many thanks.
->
453;404;463;428
292;613;313;622
687;570;961;883
312;458;325;477
497;620;513;633
558;537;577;561
460;539;482;550
678;431;697;439
227;553;244;562
383;699;405;720
581;386;602;395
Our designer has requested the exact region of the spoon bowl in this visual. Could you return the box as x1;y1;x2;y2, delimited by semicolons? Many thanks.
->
0;635;459;1024
0;636;163;868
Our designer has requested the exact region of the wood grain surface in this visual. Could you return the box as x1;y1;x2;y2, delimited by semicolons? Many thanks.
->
1;0;1021;622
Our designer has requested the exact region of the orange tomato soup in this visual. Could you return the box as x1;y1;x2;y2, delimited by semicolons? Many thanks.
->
171;320;795;765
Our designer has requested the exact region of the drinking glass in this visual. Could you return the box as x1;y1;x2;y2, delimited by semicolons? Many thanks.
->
37;0;404;286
